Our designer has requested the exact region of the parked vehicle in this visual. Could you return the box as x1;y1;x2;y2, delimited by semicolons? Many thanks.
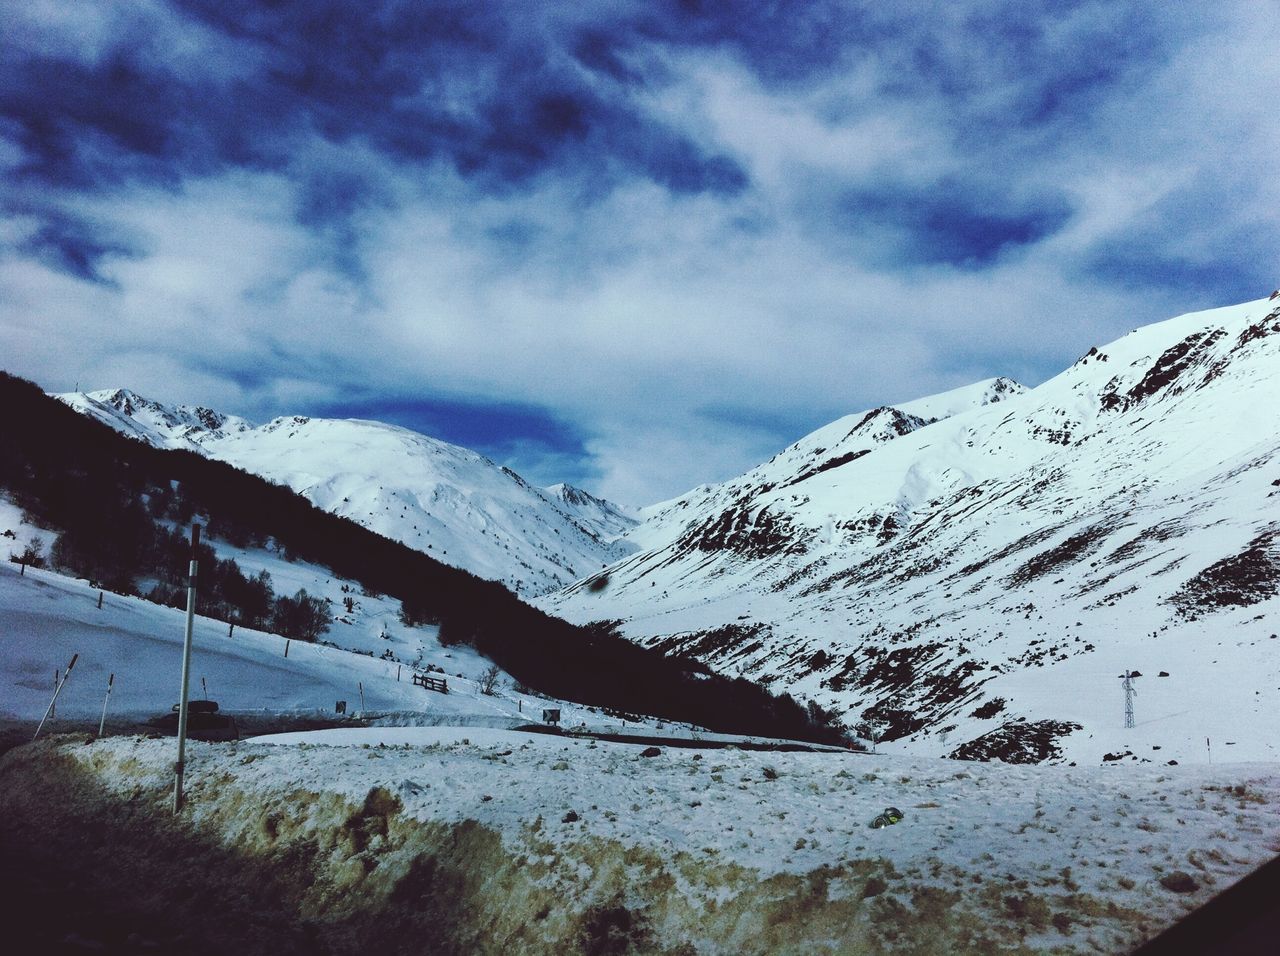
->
149;699;239;742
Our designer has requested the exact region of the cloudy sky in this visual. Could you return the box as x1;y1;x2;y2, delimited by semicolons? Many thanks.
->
3;1;1277;504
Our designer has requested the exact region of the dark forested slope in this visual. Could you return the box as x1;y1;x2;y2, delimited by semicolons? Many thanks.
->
0;371;845;744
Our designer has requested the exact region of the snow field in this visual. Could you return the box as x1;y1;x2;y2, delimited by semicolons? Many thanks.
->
0;552;642;734
4;728;1277;954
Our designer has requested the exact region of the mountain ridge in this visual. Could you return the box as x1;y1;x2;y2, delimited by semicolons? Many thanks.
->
55;389;637;597
539;295;1280;765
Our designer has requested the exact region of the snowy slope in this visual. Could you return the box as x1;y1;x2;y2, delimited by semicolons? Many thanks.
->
0;557;650;734
541;296;1280;766
56;390;637;597
0;494;655;732
10;729;1279;954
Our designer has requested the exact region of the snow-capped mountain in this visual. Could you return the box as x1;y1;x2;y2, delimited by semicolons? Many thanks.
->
543;483;638;542
625;376;1025;555
56;389;637;596
541;295;1280;765
61;388;254;447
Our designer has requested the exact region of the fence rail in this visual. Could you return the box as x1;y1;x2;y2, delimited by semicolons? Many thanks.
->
412;672;448;694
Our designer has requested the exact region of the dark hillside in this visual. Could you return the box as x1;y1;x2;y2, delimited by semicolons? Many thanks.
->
0;371;846;744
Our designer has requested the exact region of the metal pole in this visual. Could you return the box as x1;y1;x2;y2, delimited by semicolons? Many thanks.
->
34;654;78;741
1121;671;1137;729
98;673;115;736
174;524;200;814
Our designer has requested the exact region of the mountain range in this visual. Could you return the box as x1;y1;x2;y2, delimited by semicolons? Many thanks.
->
56;389;637;597
540;295;1280;763
56;293;1280;763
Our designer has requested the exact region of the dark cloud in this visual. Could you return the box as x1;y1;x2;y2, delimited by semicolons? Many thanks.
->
1;53;197;187
1084;249;1262;302
1081;236;1278;305
2;1;1276;501
313;393;595;486
1073;163;1280;303
572;29;642;83
1;0;745;206
16;211;136;285
832;183;1073;268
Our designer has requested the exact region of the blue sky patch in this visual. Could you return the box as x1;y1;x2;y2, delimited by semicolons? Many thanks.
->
2;0;1275;502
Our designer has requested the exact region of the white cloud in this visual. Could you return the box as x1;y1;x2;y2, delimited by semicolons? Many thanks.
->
4;1;1278;505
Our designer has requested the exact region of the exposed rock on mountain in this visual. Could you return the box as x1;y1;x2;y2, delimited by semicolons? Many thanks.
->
541;297;1280;764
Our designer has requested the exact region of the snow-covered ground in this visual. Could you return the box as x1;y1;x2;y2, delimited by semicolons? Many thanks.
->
5;726;1277;953
0;511;650;734
0;559;498;724
5;472;1280;952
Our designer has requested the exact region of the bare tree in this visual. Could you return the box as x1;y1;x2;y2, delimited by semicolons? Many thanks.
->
479;664;501;696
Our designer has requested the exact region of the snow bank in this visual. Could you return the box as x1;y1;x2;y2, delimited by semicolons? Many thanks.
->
3;731;1277;954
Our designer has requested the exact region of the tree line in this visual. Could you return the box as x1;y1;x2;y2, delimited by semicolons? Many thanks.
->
7;431;330;642
0;371;847;744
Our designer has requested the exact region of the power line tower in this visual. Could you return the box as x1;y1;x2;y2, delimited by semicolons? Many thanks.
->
1120;670;1138;729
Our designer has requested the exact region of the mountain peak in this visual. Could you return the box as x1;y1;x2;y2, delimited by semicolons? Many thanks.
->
57;387;637;597
893;376;1026;423
57;388;254;449
546;482;602;508
542;295;1280;765
543;483;639;542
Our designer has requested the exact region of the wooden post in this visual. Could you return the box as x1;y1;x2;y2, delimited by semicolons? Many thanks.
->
97;591;103;609
174;524;200;814
358;682;365;713
19;560;25;576
201;676;208;700
397;665;401;682
98;673;115;737
284;640;290;658
228;622;234;638
33;654;78;741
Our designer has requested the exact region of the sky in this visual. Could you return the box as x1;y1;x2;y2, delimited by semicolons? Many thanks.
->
2;1;1278;505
